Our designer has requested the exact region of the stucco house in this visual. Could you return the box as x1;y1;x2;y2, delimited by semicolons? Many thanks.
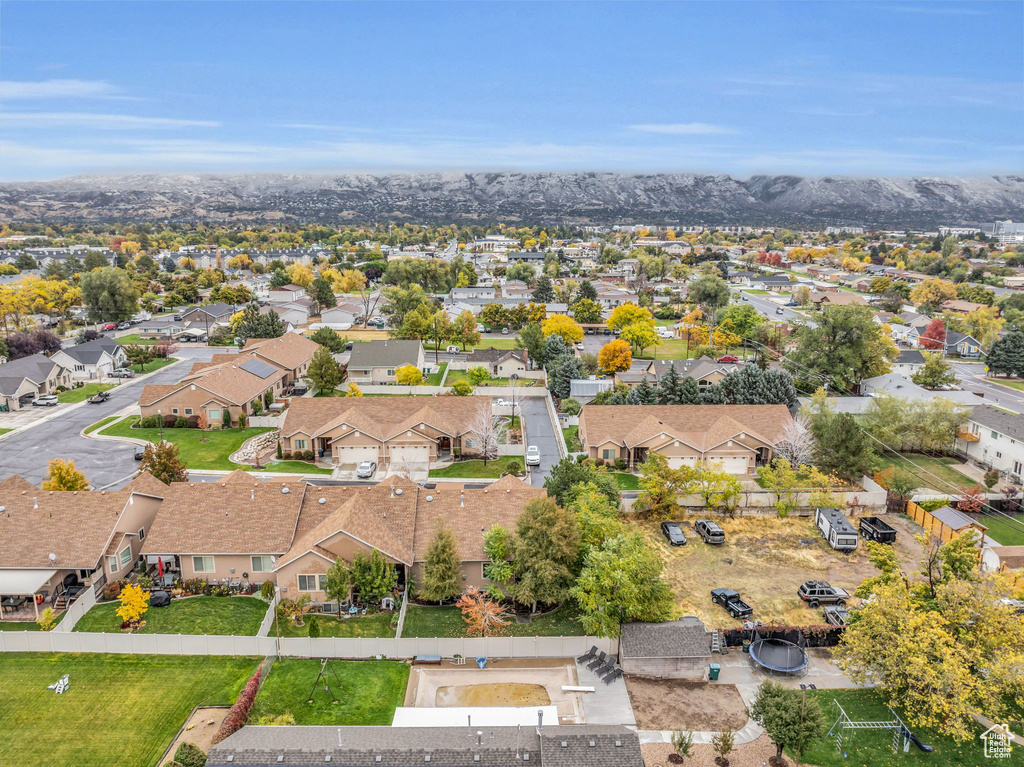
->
619;618;711;679
346;339;425;384
890;348;926;377
279;395;488;467
463;347;529;377
50;336;127;379
645;357;741;391
578;404;793;472
268;284;307;302
955;404;1024;480
0;353;72;411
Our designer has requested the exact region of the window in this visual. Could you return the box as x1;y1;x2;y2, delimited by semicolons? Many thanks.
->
185;408;194;416
251;556;273;572
386;369;395;377
107;555;118;573
997;451;1003;459
602;448;616;460
294;439;308;450
192;556;215;573
318;575;328;591
138;528;145;540
297;574;320;592
992;431;999;439
172;408;179;415
464;437;479;449
1014;461;1021;475
119;547;132;569
208;409;221;422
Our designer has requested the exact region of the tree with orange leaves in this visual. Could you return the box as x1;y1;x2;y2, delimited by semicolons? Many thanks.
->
457;586;509;637
597;339;632;373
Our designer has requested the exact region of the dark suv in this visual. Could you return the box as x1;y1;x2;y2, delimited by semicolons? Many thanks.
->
694;519;725;544
660;521;686;546
797;580;849;608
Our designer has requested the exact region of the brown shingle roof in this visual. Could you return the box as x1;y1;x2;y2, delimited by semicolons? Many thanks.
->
579;404;792;450
152;362;286;406
243;333;319;371
280;396;488;440
989;546;1024;570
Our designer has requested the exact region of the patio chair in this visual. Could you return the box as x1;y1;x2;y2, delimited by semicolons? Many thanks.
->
594;656;617;676
602;669;623;685
576;645;599;663
586;651;607;671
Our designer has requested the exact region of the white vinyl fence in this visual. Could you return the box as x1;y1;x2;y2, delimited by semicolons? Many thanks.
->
52;585;97;633
0;631;614;659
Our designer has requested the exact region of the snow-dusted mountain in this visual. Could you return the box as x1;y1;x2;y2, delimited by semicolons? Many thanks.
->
1;172;1022;227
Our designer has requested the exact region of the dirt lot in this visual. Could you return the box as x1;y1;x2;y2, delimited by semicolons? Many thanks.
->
634;513;926;627
642;734;798;767
626;677;748;731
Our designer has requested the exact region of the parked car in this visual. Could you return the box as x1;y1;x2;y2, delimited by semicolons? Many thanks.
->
32;394;59;407
355;461;377;479
116;321;132;330
501;327;510;335
446;345;461;354
603;328;611;335
660;521;687;546
133;448;146;460
87;391;110;404
173;314;184;321
775;307;785;314
525;445;541;466
797;580;849;608
716;355;739;363
711;588;753;619
694;519;725;544
785;300;798;307
585;327;594;335
109;368;135;378
574;342;585;351
823;605;852;627
100;323;116;331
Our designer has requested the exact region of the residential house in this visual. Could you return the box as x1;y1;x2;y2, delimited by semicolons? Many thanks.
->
0;354;72;411
890;349;926;377
447;286;496;302
577;404;794;472
463;347;528;377
134;318;190;339
268;284;308;303
619;618;711;679
179;302;236;326
346;340;426;384
279;395;488;467
941;299;995;315
860;374;979;407
612;369;658;387
319;301;364;328
261;300;309;327
239;333;320;385
808;290;868;308
645;357;742;391
506;251;546;265
50;336;127;379
0;473;166;618
955;405;1024;480
908;328;984;357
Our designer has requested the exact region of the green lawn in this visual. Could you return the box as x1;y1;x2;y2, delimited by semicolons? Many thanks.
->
402;602;583;638
0;653;257;767
84;415;118;434
57;382;115;403
875;453;977;493
251;659;408;726
424;362;447;386
276;611;396;638
130;355;179;375
612;472;640;490
798;689;987;767
428;456;523;479
0;428;12;437
982;513;1024;546
0;620;40;630
562;425;580;451
74;595;270;635
116;333;158;345
445;369;511;386
468;338;520;350
986;377;1024;392
742;288;771;294
634;338;739;360
99;416;274;471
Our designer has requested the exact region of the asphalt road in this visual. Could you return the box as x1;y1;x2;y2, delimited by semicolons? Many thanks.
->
731;287;811;325
518;396;560;488
0;347;220;489
951;361;1024;413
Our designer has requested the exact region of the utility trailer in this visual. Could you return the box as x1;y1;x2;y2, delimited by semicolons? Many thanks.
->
859;516;897;544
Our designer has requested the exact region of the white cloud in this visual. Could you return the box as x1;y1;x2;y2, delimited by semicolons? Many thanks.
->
629;123;738;135
0;112;220;129
0;79;122;99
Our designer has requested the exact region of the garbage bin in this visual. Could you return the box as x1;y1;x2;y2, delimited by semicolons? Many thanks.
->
708;663;721;681
318;448;325;458
476;657;488;669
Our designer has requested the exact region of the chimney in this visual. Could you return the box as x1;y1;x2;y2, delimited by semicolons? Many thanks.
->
536;710;543;735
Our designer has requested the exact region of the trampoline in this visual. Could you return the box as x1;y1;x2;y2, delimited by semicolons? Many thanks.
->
749;632;808;674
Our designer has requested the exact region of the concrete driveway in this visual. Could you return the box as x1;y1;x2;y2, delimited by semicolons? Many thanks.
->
0;347;222;489
518;396;560;488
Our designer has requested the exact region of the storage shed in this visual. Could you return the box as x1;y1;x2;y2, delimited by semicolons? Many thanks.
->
815;507;859;552
619;618;711;679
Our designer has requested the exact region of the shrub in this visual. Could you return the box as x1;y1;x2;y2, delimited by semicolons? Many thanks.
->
595;457;604;466
253;712;296;725
163;414;177;429
614;457;627;471
260;581;275;601
187;415;201;429
211;585;231;597
139;415;161;429
36;607;57;631
282;451;292;460
238;413;247;429
560;397;581;416
303;449;315;461
212;662;263;744
102;583;122;601
173;742;207;767
276;441;282;459
222;409;231;428
307;615;320;638
137;575;154;590
252;399;263;416
174;417;188;429
181;578;208;596
984;469;1001;490
505;459;523;476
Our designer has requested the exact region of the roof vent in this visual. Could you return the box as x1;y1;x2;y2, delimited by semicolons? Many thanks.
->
589;740;596;747
276;757;283;764
282;487;290;494
560;741;568;748
33;497;38;509
325;757;331;763
226;757;233;763
395;488;403;495
319;498;326;504
615;740;623;747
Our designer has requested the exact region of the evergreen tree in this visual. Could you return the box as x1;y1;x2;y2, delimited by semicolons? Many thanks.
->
543;456;621;507
541;333;568;362
546;352;582;399
309;326;346;352
813;413;876;482
259;308;285;338
515;322;546;366
577;279;598;301
82;251;109;272
418;522;463;604
510;498;581;613
532;274;555;303
657;364;684;404
627;378;658;404
306;277;337;313
350;548;397;603
762;368;799;407
678;376;703;405
986;329;1024;378
269;268;290;288
305;346;345;392
162;256;176;272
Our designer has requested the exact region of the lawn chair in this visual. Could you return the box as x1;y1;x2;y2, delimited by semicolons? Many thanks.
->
594;655;617;676
576;645;599;663
602;669;623;685
586;651;607;671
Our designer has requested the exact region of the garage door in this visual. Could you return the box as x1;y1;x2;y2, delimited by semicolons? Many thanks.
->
334;446;378;465
390;445;430;464
666;456;699;470
707;456;749;475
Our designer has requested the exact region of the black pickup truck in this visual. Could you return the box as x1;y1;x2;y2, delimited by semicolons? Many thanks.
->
711;588;754;619
859;516;897;544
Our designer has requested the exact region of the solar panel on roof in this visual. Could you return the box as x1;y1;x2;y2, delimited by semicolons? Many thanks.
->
240;359;276;379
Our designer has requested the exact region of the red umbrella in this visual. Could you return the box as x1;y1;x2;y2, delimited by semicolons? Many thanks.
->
157;557;164;577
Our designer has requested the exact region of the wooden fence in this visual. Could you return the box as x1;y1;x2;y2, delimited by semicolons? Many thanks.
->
904;500;985;543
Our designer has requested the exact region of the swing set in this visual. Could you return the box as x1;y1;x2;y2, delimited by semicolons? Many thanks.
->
829;698;934;756
307;659;343;705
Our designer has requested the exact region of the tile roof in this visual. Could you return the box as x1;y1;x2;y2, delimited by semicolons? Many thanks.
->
280;396;488;441
579;404;792;450
621;619;711;659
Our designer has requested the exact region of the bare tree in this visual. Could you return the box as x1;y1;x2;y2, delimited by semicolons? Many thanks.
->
468;403;502;466
774;416;816;469
358;289;384;328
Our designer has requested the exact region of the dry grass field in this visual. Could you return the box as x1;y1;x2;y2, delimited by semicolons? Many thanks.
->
631;513;926;627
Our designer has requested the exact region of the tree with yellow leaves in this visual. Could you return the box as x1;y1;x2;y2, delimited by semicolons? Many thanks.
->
285;263;314;287
607;302;654;332
909;277;957;306
226;254;252;270
346;382;363;397
541;314;583;343
963;305;1004;351
395;364;424;385
116;583;150;631
597;339;632;373
178;257;196;271
41;458;89;491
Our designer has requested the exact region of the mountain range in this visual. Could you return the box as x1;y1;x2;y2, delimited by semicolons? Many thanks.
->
1;172;1023;227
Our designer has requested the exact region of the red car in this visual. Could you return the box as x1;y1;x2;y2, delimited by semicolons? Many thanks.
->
716;355;739;363
100;323;116;331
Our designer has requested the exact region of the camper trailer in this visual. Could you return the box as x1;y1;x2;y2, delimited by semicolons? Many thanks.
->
815;507;859;553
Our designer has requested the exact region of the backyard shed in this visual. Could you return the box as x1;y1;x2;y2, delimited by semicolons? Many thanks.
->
620;617;711;679
815;507;859;552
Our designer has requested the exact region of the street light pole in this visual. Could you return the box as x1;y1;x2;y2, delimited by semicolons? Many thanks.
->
270;556;281;659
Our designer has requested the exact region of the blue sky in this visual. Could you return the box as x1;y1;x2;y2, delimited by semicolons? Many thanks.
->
0;1;1021;180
